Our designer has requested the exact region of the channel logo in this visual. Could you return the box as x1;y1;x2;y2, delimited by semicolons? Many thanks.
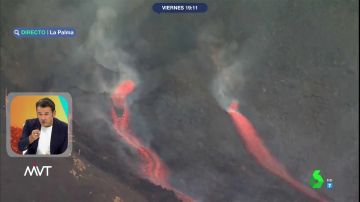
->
309;169;334;190
24;165;52;176
309;169;324;188
326;178;334;189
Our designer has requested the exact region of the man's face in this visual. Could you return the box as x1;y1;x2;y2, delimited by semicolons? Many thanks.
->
36;107;56;127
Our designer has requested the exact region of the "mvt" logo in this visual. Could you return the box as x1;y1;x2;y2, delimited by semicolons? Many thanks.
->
24;165;52;176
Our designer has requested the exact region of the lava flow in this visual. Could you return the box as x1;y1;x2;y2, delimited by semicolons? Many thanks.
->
111;80;194;202
227;101;328;202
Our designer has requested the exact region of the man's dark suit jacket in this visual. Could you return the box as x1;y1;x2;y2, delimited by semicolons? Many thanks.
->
18;118;68;155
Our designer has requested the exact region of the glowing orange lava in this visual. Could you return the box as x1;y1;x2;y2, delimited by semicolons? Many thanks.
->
11;126;23;154
111;80;195;202
227;101;328;202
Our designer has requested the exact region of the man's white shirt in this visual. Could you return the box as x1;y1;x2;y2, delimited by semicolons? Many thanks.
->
36;126;53;155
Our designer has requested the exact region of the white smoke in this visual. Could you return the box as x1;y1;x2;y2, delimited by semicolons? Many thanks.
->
206;23;275;111
211;60;245;110
84;3;141;94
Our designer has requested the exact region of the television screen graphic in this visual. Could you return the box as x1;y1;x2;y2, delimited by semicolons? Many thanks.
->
0;1;358;202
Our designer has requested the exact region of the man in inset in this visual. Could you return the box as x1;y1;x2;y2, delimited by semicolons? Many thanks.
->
18;97;68;155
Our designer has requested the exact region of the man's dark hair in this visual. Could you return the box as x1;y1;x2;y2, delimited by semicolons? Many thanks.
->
36;97;56;112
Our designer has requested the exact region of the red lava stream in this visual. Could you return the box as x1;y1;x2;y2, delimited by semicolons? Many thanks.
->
111;80;195;202
227;101;328;202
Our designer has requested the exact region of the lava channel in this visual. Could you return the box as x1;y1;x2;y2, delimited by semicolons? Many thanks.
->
227;101;328;202
111;80;195;202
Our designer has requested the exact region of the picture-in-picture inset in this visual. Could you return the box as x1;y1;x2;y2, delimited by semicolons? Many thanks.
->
6;93;72;157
